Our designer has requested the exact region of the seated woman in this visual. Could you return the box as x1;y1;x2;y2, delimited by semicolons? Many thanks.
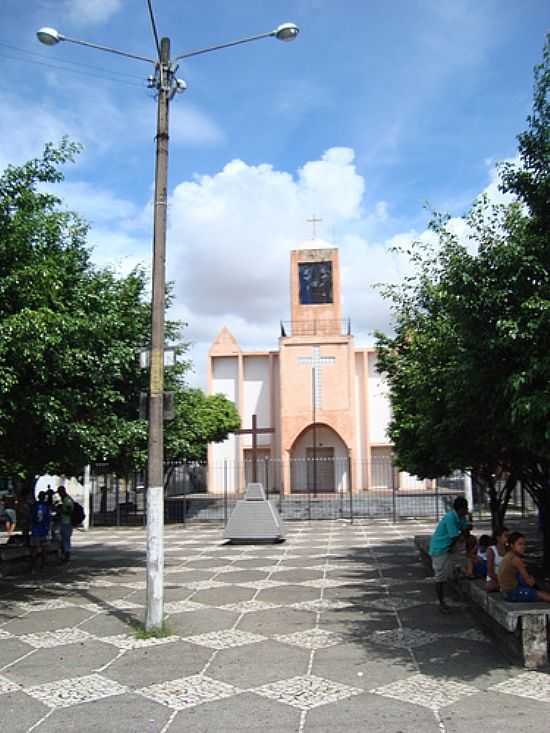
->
498;532;550;603
0;501;17;539
486;526;508;592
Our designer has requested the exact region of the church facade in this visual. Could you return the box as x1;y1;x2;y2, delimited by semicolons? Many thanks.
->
207;246;424;495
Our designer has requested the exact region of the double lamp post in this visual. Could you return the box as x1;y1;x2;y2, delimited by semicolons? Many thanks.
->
37;20;300;629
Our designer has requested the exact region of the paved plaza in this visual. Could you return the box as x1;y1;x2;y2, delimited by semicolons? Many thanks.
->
1;520;549;732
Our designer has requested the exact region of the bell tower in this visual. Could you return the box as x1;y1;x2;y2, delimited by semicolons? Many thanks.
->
290;248;342;336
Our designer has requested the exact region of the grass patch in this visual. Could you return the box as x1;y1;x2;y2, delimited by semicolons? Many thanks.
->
131;622;174;640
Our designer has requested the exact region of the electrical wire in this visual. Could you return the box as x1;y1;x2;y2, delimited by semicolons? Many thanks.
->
146;0;161;60
0;41;145;81
0;50;146;88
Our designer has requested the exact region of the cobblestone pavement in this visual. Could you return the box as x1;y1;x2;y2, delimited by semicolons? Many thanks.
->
1;519;549;732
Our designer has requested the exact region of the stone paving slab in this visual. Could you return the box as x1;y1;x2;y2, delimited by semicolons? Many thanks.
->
2;519;550;732
207;639;309;688
305;689;439;732
0;690;49;733
170;691;301;732
238;607;315;636
38;692;172;733
5;640;118;687
105;640;213;688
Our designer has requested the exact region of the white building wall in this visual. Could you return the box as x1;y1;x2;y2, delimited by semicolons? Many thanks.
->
367;354;427;490
367;352;391;445
211;356;239;491
354;352;365;469
243;356;272;448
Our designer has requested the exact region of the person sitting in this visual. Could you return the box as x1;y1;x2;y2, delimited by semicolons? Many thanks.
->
429;496;471;613
485;526;508;592
30;491;51;572
498;531;550;603
472;534;493;578
0;500;17;539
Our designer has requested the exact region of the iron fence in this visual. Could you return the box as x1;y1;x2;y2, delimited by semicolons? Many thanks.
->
89;458;465;526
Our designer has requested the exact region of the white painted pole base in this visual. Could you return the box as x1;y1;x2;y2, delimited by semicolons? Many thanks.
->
464;472;474;511
145;485;164;630
82;465;91;532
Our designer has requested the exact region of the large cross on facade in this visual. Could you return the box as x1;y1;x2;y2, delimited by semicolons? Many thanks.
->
306;214;323;239
234;414;275;483
298;346;336;409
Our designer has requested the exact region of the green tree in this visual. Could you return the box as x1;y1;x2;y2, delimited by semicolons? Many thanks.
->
166;389;241;463
376;204;523;531
498;34;550;560
376;36;550;552
498;35;550;463
0;141;239;490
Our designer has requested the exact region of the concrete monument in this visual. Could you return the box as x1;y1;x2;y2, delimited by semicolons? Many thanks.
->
223;482;286;543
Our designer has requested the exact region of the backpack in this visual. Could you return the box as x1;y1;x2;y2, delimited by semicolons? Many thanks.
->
71;501;85;527
32;501;50;530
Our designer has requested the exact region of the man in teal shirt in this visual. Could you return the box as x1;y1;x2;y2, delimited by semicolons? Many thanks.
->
429;496;470;613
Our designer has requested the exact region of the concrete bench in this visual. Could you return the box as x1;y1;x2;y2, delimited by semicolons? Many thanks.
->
0;539;61;577
414;534;550;668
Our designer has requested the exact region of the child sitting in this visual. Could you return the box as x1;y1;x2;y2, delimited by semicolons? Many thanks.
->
498;532;550;603
473;534;493;578
486;526;508;592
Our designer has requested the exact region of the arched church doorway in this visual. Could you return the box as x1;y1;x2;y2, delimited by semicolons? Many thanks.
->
290;424;349;493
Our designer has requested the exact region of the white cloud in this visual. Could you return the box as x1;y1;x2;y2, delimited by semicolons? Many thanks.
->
162;150;518;388
1;126;512;391
482;156;518;206
0;93;72;172
0;83;224;177
0;88;133;171
54;181;139;225
87;227;150;276
167;147;366;325
165;146;396;387
64;0;123;25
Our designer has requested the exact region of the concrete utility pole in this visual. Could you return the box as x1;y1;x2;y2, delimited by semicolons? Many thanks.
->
146;36;170;629
36;18;300;631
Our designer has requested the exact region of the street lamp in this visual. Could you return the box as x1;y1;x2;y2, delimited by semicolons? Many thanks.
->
37;20;299;630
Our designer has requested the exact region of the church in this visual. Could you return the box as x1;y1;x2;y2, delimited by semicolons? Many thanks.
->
207;245;425;495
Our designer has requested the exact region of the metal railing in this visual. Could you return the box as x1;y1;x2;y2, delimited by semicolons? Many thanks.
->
88;458;465;526
280;318;351;337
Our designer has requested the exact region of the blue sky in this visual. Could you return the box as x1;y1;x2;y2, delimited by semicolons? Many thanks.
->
1;1;548;384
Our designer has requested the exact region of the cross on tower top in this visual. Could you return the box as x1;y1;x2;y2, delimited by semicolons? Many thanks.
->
306;214;323;239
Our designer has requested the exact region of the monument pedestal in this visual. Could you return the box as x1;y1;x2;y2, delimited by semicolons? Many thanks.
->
224;483;286;543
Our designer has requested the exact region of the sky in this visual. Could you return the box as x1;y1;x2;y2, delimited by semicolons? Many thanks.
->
1;1;548;387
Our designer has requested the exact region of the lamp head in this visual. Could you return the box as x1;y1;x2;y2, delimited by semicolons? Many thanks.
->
36;27;63;46
274;23;300;42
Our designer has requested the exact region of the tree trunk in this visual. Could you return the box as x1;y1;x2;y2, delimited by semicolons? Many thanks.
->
496;475;516;532
487;479;499;535
163;464;175;492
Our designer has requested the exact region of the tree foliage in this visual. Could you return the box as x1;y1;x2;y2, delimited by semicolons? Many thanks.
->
0;140;239;485
376;36;550;538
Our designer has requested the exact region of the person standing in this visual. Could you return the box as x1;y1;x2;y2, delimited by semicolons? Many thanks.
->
428;496;471;613
30;491;51;571
57;485;74;562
